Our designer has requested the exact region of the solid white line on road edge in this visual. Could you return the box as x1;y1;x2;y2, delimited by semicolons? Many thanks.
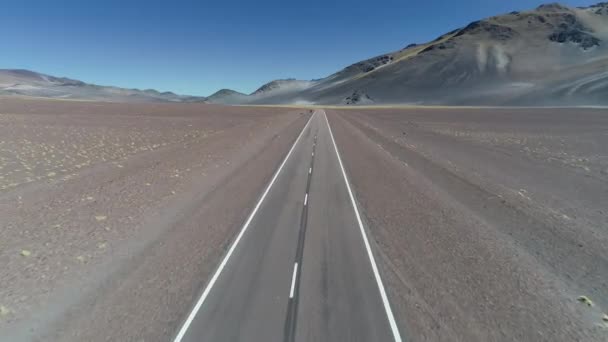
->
304;193;308;206
323;110;403;342
289;262;299;298
173;112;315;342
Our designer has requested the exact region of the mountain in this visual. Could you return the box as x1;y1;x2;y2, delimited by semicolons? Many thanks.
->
250;79;315;96
5;2;607;106
0;69;207;103
206;79;317;105
206;89;248;104
222;2;608;106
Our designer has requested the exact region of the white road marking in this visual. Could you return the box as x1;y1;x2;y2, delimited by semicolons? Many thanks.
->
289;262;298;298
323;110;403;342
304;193;308;206
312;151;314;156
309;167;312;174
173;113;315;342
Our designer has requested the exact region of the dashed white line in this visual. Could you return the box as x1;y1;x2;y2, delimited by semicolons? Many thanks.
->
173;113;314;342
323;110;403;342
312;151;314;156
309;167;312;174
304;193;308;206
289;262;298;298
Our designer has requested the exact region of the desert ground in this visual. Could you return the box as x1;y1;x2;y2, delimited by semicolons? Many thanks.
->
328;107;608;341
0;99;606;341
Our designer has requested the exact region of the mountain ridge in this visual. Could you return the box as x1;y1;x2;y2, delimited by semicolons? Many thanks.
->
217;1;608;106
0;69;207;103
3;2;608;106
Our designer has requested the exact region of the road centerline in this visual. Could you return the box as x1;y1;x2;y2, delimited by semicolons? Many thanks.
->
289;263;299;299
283;122;318;342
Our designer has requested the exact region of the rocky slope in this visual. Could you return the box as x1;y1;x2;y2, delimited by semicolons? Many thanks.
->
227;2;608;106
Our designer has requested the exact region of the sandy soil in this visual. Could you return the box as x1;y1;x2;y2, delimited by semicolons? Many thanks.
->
328;107;608;341
0;97;310;341
2;99;606;341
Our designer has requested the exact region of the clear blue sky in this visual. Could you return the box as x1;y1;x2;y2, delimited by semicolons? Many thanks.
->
0;0;594;96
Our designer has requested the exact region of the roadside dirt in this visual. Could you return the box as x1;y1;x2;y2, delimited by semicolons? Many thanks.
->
328;107;608;341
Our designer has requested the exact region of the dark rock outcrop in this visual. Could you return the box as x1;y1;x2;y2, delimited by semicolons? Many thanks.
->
344;90;373;105
454;21;517;40
419;39;456;53
346;55;394;73
537;3;570;12
546;12;601;49
549;30;600;49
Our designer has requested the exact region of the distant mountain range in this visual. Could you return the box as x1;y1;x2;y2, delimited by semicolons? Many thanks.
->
0;69;206;103
3;2;608;106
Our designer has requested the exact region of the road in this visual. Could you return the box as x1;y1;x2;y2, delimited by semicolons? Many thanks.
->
174;110;402;342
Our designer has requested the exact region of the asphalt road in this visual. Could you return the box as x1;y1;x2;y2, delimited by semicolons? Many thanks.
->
174;110;402;342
